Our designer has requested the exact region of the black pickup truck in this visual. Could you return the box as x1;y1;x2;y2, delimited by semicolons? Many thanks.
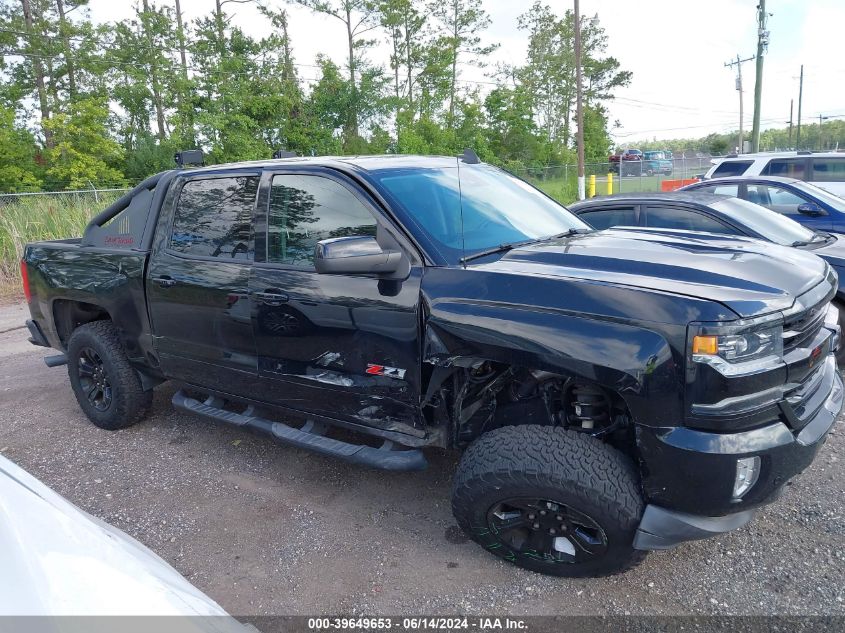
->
21;153;843;577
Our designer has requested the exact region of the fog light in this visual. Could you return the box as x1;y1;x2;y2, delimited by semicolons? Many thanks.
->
733;456;761;499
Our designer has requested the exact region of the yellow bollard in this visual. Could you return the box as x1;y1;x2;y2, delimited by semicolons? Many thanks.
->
607;173;613;195
588;174;596;198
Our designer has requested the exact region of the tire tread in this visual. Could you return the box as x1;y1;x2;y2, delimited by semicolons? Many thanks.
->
67;320;152;430
451;425;647;577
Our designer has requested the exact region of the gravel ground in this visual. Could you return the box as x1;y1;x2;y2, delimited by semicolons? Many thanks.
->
0;301;843;616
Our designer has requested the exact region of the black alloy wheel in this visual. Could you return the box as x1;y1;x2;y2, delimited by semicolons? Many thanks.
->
77;347;113;412
487;497;608;563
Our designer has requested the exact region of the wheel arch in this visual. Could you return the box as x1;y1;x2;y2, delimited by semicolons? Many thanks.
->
421;308;682;448
52;298;112;348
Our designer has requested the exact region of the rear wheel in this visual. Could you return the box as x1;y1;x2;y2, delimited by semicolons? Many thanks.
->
67;320;152;430
451;425;646;577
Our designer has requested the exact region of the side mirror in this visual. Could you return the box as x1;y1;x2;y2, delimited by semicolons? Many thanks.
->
798;202;826;217
314;236;405;275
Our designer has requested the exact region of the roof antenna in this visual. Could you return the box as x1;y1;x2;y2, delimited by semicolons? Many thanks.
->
273;148;297;159
459;148;481;164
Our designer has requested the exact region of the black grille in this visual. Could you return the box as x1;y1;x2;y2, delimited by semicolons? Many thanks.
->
783;301;827;353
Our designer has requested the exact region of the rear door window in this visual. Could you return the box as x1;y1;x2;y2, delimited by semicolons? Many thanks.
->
644;206;741;235
578;206;638;230
811;158;845;182
762;158;807;179
693;183;740;197
169;176;259;259
711;161;752;177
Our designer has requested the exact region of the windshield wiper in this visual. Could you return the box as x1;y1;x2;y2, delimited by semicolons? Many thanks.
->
547;228;591;240
460;228;590;263
460;239;531;263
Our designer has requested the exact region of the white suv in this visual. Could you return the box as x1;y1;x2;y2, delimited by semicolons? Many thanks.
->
704;151;845;197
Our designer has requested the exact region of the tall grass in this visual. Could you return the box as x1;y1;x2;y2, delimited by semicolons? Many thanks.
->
529;175;578;206
0;192;121;296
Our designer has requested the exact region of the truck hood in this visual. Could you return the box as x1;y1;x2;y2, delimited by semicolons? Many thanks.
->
481;228;829;318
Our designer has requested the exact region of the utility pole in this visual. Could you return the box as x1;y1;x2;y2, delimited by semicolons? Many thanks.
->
796;64;804;147
787;99;793;148
574;0;585;200
819;114;830;151
750;0;770;153
725;55;754;153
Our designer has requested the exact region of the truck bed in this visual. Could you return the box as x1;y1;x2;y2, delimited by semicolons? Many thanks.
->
23;241;154;366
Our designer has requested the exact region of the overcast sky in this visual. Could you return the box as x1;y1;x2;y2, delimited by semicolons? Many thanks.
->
87;0;845;144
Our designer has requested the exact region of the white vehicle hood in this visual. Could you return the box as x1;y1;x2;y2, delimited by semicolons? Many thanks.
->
0;454;241;624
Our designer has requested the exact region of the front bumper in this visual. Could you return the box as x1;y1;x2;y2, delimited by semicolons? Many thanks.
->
633;505;756;550
633;354;842;548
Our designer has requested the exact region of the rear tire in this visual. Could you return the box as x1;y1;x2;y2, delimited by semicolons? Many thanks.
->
67;320;152;430
451;425;646;577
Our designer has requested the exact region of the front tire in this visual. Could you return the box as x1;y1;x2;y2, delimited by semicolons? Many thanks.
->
451;425;646;577
67;320;152;430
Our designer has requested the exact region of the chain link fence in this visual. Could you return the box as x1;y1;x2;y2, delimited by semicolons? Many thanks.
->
515;155;718;204
0;187;129;293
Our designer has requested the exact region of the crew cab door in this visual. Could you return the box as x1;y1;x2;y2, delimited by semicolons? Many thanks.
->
250;168;425;437
146;171;260;395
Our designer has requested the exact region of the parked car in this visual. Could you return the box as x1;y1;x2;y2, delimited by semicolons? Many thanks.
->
0;453;247;622
704;151;845;196
609;148;643;163
679;175;845;234
570;191;845;363
21;152;842;578
643;151;673;176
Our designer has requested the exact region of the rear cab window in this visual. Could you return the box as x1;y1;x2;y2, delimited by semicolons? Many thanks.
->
644;206;739;235
711;160;752;177
169;175;259;260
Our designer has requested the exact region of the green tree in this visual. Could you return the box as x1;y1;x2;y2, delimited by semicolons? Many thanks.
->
516;3;629;150
582;104;612;163
0;105;42;191
378;0;426;121
43;96;124;188
290;0;383;144
431;0;497;126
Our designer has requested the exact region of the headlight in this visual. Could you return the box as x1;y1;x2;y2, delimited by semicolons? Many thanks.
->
689;317;784;377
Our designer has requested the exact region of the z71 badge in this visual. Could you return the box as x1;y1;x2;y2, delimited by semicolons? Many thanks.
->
365;364;407;380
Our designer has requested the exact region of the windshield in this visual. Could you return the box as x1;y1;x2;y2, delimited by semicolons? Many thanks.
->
371;164;590;262
710;197;817;246
793;181;845;211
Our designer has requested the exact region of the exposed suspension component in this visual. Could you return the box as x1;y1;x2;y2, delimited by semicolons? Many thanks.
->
563;382;611;432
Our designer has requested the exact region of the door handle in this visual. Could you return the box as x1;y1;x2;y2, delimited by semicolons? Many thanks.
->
153;276;177;288
254;291;289;306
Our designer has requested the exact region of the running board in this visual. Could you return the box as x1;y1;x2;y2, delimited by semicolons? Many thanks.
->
171;390;427;471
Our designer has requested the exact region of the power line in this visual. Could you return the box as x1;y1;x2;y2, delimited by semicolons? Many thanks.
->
725;54;755;152
614;112;845;139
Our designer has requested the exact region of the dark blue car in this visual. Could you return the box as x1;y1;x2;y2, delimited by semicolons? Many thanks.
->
679;175;845;234
570;191;845;363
